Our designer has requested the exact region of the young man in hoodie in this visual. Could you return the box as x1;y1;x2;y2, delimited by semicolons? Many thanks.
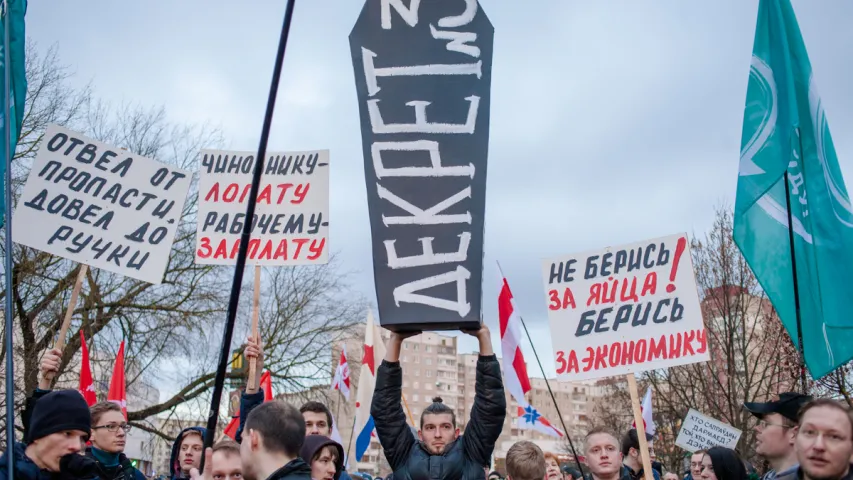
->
170;427;207;480
240;401;311;480
0;389;95;480
87;401;146;480
300;436;345;480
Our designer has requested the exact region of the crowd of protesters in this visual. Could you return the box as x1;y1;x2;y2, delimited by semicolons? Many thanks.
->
2;326;853;480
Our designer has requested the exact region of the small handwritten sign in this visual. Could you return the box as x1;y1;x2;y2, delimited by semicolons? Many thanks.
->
675;409;742;452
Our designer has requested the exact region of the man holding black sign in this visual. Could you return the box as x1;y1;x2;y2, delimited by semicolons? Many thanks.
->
371;325;505;480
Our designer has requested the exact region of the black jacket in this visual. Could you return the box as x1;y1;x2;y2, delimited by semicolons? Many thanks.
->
265;459;312;480
0;442;99;480
371;354;506;480
85;447;146;480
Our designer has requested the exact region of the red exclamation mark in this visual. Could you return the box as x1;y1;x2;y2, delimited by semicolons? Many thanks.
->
666;237;687;293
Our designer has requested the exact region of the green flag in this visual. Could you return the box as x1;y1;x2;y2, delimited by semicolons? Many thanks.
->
734;0;853;378
0;0;26;227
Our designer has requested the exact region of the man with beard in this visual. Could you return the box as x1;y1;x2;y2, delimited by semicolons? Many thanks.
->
744;393;812;480
795;399;853;480
371;325;506;480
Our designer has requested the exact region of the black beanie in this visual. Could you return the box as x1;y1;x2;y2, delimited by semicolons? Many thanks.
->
27;390;92;444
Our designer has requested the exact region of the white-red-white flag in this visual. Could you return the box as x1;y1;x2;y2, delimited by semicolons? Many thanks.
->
633;387;656;436
331;344;351;400
498;268;564;438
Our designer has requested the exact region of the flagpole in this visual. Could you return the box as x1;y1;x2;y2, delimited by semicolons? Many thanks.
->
3;0;16;467
784;165;807;393
202;0;297;466
496;262;586;478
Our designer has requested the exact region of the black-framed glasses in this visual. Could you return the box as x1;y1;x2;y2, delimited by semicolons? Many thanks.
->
93;423;132;433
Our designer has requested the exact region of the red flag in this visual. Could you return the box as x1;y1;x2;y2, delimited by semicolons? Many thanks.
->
260;370;273;401
223;416;239;439
225;371;273;438
78;331;97;406
107;340;127;419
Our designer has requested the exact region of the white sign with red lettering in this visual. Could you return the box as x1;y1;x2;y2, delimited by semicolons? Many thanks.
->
195;149;329;265
540;233;708;381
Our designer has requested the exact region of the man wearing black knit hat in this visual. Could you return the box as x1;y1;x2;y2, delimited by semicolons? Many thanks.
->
0;389;97;480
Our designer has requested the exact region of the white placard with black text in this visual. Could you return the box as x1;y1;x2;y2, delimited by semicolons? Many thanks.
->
13;124;192;284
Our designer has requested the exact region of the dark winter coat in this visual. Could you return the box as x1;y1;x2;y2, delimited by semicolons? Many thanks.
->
169;426;207;480
0;442;98;480
371;354;506;480
265;458;313;480
86;446;146;480
238;390;354;480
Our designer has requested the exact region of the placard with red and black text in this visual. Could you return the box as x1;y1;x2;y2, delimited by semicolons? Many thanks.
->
541;233;708;381
195;149;329;266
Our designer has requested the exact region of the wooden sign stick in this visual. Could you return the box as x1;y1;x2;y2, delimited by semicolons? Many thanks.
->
247;265;262;390
54;264;88;351
627;373;655;480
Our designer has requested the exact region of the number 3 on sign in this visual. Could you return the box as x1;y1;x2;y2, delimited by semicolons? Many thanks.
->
548;288;576;310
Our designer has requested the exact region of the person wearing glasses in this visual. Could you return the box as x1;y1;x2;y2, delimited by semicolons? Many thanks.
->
88;401;145;480
744;392;812;480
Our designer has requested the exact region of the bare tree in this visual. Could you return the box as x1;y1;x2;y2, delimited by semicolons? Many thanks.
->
0;43;364;447
640;206;801;467
588;206;802;472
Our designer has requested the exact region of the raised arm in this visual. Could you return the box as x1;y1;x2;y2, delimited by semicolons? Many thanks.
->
461;325;506;466
371;331;419;471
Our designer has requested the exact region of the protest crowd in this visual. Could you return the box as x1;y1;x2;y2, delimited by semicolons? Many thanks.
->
3;1;853;480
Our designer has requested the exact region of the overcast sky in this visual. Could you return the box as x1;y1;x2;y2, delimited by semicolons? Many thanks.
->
28;1;853;382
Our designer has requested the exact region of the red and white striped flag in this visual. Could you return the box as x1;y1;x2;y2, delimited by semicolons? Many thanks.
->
331;344;351;400
498;269;564;438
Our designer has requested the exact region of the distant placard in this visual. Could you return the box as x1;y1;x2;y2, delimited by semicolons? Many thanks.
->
349;0;494;331
675;409;742;452
541;233;709;381
194;149;329;265
13;124;191;284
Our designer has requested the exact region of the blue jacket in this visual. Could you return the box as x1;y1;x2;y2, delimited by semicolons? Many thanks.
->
0;442;57;480
169;426;207;480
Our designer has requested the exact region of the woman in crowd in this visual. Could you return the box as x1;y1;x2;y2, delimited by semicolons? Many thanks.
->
699;447;747;480
544;452;563;480
300;435;344;480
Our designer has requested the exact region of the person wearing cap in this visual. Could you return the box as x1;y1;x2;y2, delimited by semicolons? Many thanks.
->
0;389;97;480
744;392;812;480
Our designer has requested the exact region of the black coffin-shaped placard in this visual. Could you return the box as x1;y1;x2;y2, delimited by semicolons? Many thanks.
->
349;0;493;332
